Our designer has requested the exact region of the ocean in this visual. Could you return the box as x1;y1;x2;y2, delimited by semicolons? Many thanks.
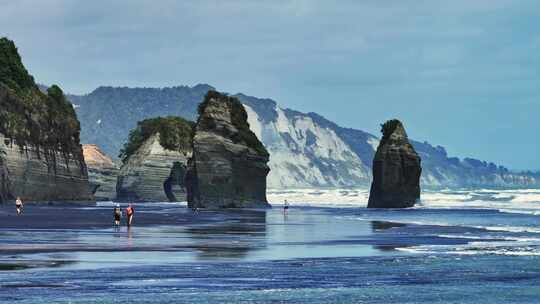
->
1;189;540;303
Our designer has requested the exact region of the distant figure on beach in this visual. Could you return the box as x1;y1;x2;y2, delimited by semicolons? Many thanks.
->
283;200;289;214
126;204;134;226
113;204;122;226
15;197;23;215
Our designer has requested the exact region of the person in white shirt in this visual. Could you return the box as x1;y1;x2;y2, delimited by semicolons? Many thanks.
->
15;197;23;215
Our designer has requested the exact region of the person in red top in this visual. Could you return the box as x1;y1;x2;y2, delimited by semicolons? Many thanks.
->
125;204;134;226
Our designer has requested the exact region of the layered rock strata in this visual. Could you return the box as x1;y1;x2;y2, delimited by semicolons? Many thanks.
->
0;133;93;202
187;91;270;208
368;120;421;208
73;85;539;190
83;144;119;201
116;133;191;202
0;38;93;202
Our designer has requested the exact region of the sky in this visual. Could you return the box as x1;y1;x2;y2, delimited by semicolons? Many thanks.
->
0;0;539;170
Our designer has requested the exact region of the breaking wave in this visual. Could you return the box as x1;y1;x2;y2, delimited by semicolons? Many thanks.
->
267;188;540;213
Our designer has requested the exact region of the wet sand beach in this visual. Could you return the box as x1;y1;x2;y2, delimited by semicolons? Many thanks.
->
0;202;210;229
1;194;540;303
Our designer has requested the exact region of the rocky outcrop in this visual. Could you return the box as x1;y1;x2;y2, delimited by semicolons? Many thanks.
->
0;132;93;202
368;120;421;208
0;154;9;203
188;91;270;208
241;97;372;188
70;84;212;158
83;144;118;201
73;85;539;190
116;133;191;202
0;38;93;202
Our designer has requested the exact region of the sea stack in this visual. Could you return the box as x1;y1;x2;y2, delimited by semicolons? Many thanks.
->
83;144;119;201
0;38;93;202
187;91;270;208
368;119;421;208
116;117;193;202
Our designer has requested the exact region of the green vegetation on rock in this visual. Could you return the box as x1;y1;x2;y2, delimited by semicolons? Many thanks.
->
0;37;81;153
119;116;194;163
380;119;402;141
0;37;36;98
198;91;269;157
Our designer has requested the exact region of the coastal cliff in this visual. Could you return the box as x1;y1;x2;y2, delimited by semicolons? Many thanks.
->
368;120;421;208
0;38;92;202
188;91;270;208
73;85;539;190
83;144;118;201
116;117;193;202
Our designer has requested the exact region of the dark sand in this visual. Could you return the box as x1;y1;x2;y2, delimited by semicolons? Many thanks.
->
0;202;269;257
0;202;263;229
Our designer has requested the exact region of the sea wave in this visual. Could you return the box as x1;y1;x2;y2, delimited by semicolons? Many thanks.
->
396;243;540;256
267;188;540;213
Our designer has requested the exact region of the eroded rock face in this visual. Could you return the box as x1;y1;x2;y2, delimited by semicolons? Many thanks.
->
0;144;12;204
83;144;119;201
116;133;191;202
0;134;93;202
0;38;93;202
74;86;540;190
188;91;270;208
368;120;421;208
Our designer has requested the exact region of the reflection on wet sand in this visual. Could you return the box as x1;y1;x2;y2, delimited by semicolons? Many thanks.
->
371;221;407;231
186;210;267;259
370;221;411;252
0;259;75;271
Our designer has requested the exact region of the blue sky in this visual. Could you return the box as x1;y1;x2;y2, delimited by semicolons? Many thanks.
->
1;0;539;170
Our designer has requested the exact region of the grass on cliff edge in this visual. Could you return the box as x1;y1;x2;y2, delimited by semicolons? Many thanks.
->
380;119;403;142
119;116;194;163
0;37;81;153
198;90;269;157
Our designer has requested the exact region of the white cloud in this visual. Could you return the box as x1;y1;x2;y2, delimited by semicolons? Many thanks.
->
0;0;538;169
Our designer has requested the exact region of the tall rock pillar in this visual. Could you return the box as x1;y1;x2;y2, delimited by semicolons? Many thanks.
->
188;91;270;208
368;119;421;208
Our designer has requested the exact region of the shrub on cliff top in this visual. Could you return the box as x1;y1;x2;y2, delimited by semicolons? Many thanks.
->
0;37;82;154
45;85;81;151
0;37;36;98
119;116;194;163
380;119;402;141
198;90;269;157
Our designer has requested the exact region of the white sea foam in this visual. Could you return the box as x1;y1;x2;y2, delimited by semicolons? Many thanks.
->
437;234;540;242
268;188;540;214
267;188;369;207
269;188;540;259
497;209;540;216
477;226;540;234
396;243;540;256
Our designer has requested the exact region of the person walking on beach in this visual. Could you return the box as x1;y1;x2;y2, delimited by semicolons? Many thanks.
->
125;204;134;226
283;199;289;214
15;197;23;215
113;204;122;227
